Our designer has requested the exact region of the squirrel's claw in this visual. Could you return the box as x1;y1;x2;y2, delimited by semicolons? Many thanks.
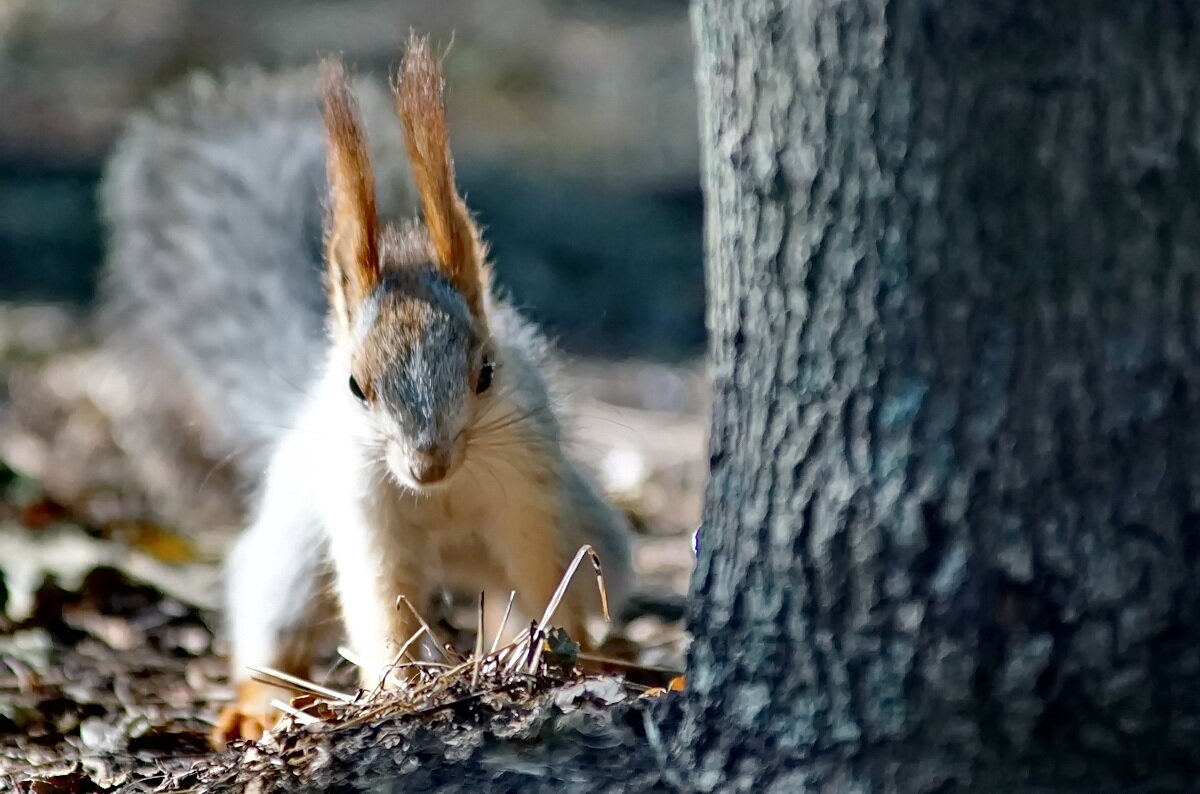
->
210;680;281;749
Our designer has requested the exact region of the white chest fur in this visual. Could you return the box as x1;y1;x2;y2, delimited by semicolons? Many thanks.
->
289;361;564;677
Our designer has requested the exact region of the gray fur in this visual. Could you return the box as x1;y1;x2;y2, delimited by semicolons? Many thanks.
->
364;268;477;455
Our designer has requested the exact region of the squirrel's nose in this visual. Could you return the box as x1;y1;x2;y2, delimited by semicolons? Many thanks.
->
408;446;452;484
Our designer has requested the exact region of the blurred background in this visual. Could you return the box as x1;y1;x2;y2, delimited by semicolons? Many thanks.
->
0;0;704;357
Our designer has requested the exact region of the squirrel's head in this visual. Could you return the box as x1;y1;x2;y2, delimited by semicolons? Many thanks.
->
320;37;493;490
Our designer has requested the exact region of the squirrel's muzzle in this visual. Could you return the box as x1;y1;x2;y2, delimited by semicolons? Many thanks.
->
384;432;466;490
407;444;456;485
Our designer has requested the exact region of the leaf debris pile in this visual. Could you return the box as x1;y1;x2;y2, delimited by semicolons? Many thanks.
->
206;548;681;787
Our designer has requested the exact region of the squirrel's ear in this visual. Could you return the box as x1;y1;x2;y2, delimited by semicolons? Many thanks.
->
320;58;381;330
394;35;488;324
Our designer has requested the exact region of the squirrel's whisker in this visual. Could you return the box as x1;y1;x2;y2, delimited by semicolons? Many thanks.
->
469;402;554;438
462;459;510;511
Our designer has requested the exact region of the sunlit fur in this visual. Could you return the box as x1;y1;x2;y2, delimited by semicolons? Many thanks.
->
215;36;636;731
103;35;638;748
267;297;634;685
101;33;635;742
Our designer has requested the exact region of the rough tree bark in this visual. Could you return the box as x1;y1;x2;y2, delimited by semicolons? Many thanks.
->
679;0;1200;791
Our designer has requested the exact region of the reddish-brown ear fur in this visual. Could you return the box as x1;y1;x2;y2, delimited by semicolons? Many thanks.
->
394;35;489;324
320;58;381;332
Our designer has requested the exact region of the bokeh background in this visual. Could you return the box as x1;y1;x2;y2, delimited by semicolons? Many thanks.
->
0;0;704;358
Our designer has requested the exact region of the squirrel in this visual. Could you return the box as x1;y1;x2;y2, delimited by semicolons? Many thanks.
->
98;36;634;744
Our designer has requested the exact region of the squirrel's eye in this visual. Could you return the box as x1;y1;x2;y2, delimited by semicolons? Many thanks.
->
475;357;495;395
348;375;368;406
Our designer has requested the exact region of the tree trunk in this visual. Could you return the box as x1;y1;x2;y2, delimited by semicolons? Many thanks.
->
682;1;1200;790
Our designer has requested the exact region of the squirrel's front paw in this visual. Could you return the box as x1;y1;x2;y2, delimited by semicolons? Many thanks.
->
210;680;284;748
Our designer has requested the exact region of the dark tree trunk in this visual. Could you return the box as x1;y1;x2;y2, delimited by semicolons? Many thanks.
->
682;0;1200;790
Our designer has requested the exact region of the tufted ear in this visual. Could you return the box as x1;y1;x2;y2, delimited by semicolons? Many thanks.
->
394;34;488;325
320;58;381;333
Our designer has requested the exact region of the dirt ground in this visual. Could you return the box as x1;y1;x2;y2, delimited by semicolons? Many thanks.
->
0;304;707;790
